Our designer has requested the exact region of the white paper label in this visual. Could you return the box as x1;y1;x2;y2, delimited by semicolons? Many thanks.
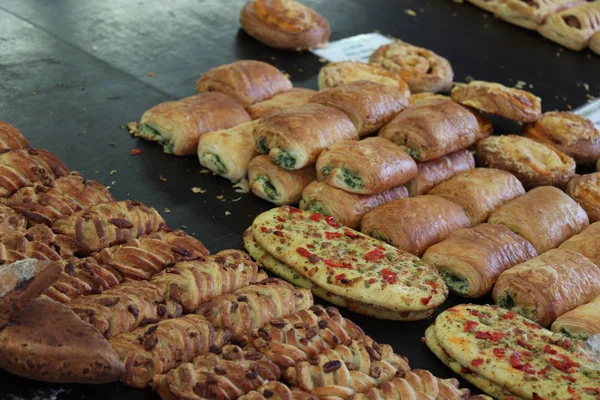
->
574;98;600;129
311;33;393;63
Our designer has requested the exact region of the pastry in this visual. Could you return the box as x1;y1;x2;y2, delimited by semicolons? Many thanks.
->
559;221;600;265
496;0;586;30
0;148;69;198
551;295;600;340
361;195;471;256
0;120;29;150
591;30;600;54
247;88;316;119
523;111;600;164
407;92;448;105
248;155;316;205
405;149;476;196
239;0;330;51
0;203;26;235
379;97;492;161
196;60;292;106
566;173;600;223
52;200;166;255
488;186;589;253
451;81;541;122
538;1;600;50
428;168;525;225
317;61;411;97
254;103;358;169
476;135;576;189
6;172;114;227
423;223;537;298
0;227;68;265
310;81;408;137
239;382;318;400
0;297;125;383
139;93;251;156
465;0;501;13
300;181;409;229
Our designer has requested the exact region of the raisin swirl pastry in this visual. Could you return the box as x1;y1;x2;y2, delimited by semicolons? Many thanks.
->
0;203;26;235
0;120;29;150
239;382;318;400
538;1;600;50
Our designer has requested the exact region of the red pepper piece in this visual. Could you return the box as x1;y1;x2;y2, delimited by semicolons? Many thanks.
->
325;232;343;240
567;386;575;394
491;332;506;342
470;309;484;318
543;345;557;355
503;311;517;319
420;296;432;305
260;226;268;233
523;321;540;329
310;213;323;222
510;352;522;369
562;375;576;383
475;331;493;340
344;229;359;238
288;207;302;213
335;273;346;281
424;280;439;294
296;247;311;257
381;268;398;284
130;148;142;155
325;216;338;227
368;278;376;284
464;320;479;333
325;259;344;268
471;358;484;367
276;216;285;222
274;230;284;237
493;348;506;358
364;248;385;261
306;244;315;249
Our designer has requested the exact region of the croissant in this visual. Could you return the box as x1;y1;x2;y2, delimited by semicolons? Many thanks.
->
0;121;29;150
0;203;26;235
239;382;318;400
565;173;600;223
559;221;600;265
551;295;600;340
405;149;475;196
538;1;600;50
248;89;317;120
52;200;166;255
109;315;231;388
150;250;262;313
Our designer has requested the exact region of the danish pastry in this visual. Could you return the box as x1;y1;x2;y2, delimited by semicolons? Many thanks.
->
538;1;600;50
496;0;586;30
0;203;26;235
0;120;29;150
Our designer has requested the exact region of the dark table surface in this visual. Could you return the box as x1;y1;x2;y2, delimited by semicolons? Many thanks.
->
0;0;598;398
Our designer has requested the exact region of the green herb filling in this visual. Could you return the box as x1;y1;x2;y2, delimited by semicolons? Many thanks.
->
342;167;364;189
275;150;296;169
202;153;227;175
256;175;278;201
439;270;469;295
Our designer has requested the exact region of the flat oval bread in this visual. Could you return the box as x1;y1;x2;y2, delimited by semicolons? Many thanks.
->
251;206;448;312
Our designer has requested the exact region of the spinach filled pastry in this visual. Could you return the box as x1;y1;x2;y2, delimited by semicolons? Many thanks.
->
300;181;408;229
566;173;600;223
0;203;26;235
248;155;316;205
493;248;600;326
379;97;492;161
495;0;586;30
551;295;600;340
361;195;471;256
422;224;537;298
196;60;292;106
316;137;417;194
247;88;316;119
538;1;600;50
198;120;259;182
559;221;600;265
405;149;475;196
0;120;29;150
139;93;251;156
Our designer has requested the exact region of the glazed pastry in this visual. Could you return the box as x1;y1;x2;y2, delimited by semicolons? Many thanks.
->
591;30;600;54
109;315;230;388
310;81;408;137
551;295;600;340
0;203;26;235
195;278;313;343
300;181;409;229
566;173;600;223
239;382;318;400
465;0;501;13
248;155;316;205
150;250;262;313
407;92;448;106
405;149;475;196
493;248;600;326
369;40;453;93
361;195;471;256
317;62;411;97
428;168;525;225
476;135;576;189
523;111;600;164
52;200;166;255
451;81;541;123
0;148;69;198
496;0;586;30
423;224;537;298
6;172;114;227
538;1;600;50
196;60;292;106
0;225;72;265
247;88;316;119
379;97;492;161
239;0;331;51
488;186;589;253
0;120;29;150
139;93;251;156
559;221;600;265
254;103;358;169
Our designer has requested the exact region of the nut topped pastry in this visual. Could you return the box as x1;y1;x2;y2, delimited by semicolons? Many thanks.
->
496;0;586;30
538;0;600;50
0;120;29;150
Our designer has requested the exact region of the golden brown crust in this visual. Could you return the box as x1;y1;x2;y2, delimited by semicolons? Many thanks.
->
247;88;316;119
240;0;330;51
317;62;411;97
361;195;471;256
0;224;77;264
559;221;600;265
196;60;293;106
239;382;318;400
407;92;448;106
496;0;586;30
538;1;600;50
0;203;26;235
0;120;29;150
566;173;600;223
476;135;576;189
591;30;600;54
551;294;600;340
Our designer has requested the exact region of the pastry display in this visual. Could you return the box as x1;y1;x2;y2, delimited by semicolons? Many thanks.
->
591;30;600;54
566;172;600;223
0;120;29;150
495;0;586;30
551;294;600;340
538;1;600;50
239;0;331;51
559;221;600;265
0;203;26;235
247;88;316;119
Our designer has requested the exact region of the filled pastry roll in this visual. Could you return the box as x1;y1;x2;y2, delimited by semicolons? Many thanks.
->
300;181;409;229
591;31;600;54
551;295;600;340
0;121;29;150
254;104;358;169
247;88;316;119
451;81;541;123
476;135;576;189
488;186;589;254
423;224;537;298
492;249;600;327
196;60;292;106
523;111;600;164
538;1;600;50
566;173;600;223
428;168;525;225
369;40;453;93
0;204;26;235
248;155;316;205
310;81;409;137
405;149;475;196
379;97;492;161
316;137;417;194
495;0;586;30
198;120;259;182
559;221;600;265
239;0;331;51
361;195;471;256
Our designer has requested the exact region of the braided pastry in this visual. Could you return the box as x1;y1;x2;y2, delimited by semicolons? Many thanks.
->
196;278;313;344
239;382;318;400
151;250;262;313
0;203;26;235
0;148;69;197
70;280;181;338
0;224;76;264
52;200;166;255
6;173;113;226
151;344;281;400
538;1;600;50
0;121;29;150
109;315;231;388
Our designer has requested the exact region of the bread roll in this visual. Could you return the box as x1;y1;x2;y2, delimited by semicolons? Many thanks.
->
405;149;475;196
495;0;586;30
559;221;600;265
551;295;600;340
247;88;316;119
538;1;600;50
566;173;600;223
0;120;29;150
